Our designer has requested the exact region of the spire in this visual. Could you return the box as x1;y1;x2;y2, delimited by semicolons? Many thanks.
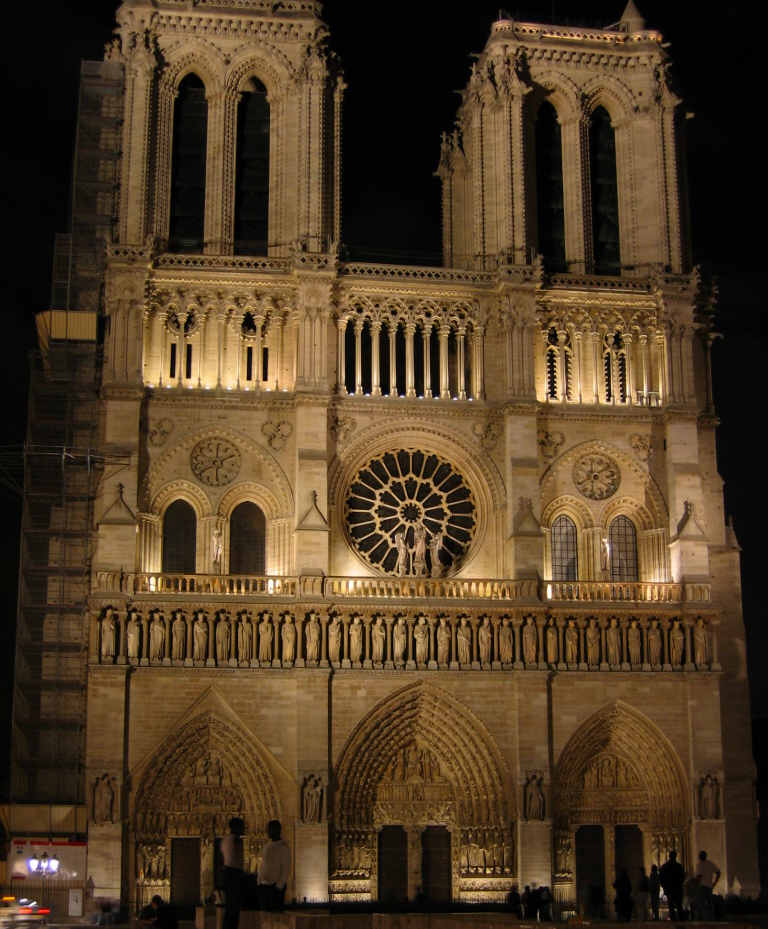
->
619;0;646;32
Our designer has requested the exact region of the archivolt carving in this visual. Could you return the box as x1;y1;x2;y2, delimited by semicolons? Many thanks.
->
158;48;225;96
555;701;689;829
599;494;656;532
225;47;295;96
151;479;213;519
217;481;282;521
540;494;594;531
581;74;637;122
527;71;582;122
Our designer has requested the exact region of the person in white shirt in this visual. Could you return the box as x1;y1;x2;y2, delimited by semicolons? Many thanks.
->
257;820;291;910
220;817;245;929
695;850;721;919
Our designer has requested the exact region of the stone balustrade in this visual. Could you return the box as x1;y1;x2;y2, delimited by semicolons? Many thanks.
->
543;580;711;603
95;608;720;673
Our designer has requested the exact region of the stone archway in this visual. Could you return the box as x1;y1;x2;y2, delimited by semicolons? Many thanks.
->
333;682;515;903
132;712;281;908
553;702;690;909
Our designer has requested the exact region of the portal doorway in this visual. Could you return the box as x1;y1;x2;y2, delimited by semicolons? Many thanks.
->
615;825;644;888
378;826;407;903
575;825;605;917
171;837;200;909
421;826;451;903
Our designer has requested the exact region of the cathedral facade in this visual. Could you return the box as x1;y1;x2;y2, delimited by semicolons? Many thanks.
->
10;0;758;911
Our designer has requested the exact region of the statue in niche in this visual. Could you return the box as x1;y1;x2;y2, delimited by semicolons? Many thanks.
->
499;618;513;664
600;536;610;573
468;829;484;871
545;621;558;664
628;619;641;665
328;616;341;662
413;616;429;663
172;612;185;660
606;617;620;665
700;774;719;819
478;617;491;664
412;523;427;577
372;617;385;662
437;617;451;664
149;614;165;661
565;619;578;663
127;611;141;660
100;611;116;661
259;613;273;662
282;615;296;664
349;615;363;662
193;614;208;661
457;618;471;664
670;619;684;666
586;619;600;666
525;774;545;820
648;620;662;665
216;616;231;662
93;774;114;824
394;529;409;576
555;832;572;876
694;618;708;666
306;612;320;662
522;616;537;664
200;836;214;902
238;615;252;663
392;617;407;663
301;774;323;823
430;532;444;577
211;527;223;569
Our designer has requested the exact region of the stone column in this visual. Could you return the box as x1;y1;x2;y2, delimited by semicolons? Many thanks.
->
389;323;398;396
336;317;346;394
371;321;382;396
354;318;363;395
623;332;634;404
439;322;450;398
138;513;162;574
472;324;485;400
457;328;466;399
405;322;416;397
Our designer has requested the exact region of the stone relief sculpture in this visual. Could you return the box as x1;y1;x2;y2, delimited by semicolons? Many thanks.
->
100;610;116;661
525;774;545;820
648;620;662;665
565;620;578;663
238;614;252;663
149;614;165;661
349;616;363;663
216;616;230;662
394;530;409;577
545;621;558;664
429;532;443;577
372;617;385;662
393;617;407;664
172;612;185;660
437;618;451;664
193;614;208;661
258;613;273;662
457;618;471;664
93;773;115;824
628;619;641;665
606;618;620;666
522;616;537;664
586;619;600;666
412;523;427;577
573;452;620;500
699;774;720;819
127;611;141;660
478;617;491;664
301;774;324;823
694;618;708;666
414;616;429;664
328;616;341;662
499;619;513;664
306;612;320;662
282;615;296;665
670;619;684;666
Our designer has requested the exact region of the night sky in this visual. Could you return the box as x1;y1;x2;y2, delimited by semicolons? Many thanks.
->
0;0;763;811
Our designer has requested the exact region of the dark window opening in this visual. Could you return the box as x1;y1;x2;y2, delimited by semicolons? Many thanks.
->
414;327;425;397
552;514;578;580
162;500;196;574
185;344;193;380
169;74;207;253
246;346;253;381
609;515;638;581
536;102;566;271
262;346;269;383
169;343;177;380
395;325;406;396
344;320;355;394
229;502;266;575
234;82;269;255
380;324;391;396
361;321;372;394
590;107;620;275
429;326;440;395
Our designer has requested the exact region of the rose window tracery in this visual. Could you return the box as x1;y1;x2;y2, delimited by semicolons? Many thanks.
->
190;438;241;486
344;449;476;575
572;453;620;500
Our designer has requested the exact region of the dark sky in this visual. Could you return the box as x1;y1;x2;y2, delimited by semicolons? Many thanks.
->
0;1;763;789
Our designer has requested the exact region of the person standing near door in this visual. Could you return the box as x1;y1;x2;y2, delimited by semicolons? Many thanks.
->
220;817;245;929
257;820;291;910
659;850;685;920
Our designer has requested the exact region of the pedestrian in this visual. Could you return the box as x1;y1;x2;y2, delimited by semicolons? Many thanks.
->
649;864;661;920
659;850;685;920
539;885;553;921
220;817;245;929
140;895;178;929
509;885;522;917
613;868;633;921
636;866;650;920
521;885;532;918
257;819;291;910
695;850;721;920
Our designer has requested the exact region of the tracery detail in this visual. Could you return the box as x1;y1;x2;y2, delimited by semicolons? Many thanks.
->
572;452;620;500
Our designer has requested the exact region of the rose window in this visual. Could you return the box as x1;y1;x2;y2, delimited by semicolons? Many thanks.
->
572;453;620;500
344;449;476;575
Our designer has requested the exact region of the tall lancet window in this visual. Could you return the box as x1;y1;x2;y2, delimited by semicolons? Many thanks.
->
589;107;620;275
535;102;566;271
235;81;270;254
169;74;208;253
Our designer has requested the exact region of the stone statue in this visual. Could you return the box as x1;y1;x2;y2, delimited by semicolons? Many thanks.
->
349;616;363;662
216;616;230;662
700;774;718;819
694;618;708;666
525;775;545;820
172;612;186;660
565;620;578;663
600;536;610;573
457;618;471;664
328;616;341;662
127;611;141;660
392;617;406;663
429;532;443;577
499;619;513;664
606;617;620;665
437;617;450;664
238;615;252;662
413;616;429;664
93;774;114;824
670;619;684;666
100;611;116;661
628;619;641;665
394;529;409;576
302;774;323;823
648;620;662;665
259;613;273;662
522;616;536;664
372;617;385;662
412;523;427;577
586;619;600;665
306;612;320;662
555;833;572;876
545;622;558;664
149;615;165;661
478;617;491;664
193;614;208;661
211;527;223;568
282;615;296;664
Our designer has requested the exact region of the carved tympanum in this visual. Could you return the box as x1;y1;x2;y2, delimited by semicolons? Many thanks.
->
573;453;620;500
190;438;241;486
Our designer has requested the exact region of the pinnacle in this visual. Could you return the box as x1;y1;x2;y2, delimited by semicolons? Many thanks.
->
619;0;646;31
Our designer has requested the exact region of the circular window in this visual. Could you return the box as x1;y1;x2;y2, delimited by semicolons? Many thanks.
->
344;449;476;576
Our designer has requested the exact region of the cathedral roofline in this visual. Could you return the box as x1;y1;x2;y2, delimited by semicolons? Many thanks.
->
488;16;662;49
118;0;324;21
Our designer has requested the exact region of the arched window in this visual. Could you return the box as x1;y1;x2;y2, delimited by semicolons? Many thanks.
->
535;102;566;271
229;502;266;575
169;74;208;253
589;107;620;275
608;515;638;581
603;331;627;404
162;500;196;574
344;319;355;394
551;515;578;581
234;81;269;255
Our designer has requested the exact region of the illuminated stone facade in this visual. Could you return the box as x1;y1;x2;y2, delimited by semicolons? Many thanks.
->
14;0;758;911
